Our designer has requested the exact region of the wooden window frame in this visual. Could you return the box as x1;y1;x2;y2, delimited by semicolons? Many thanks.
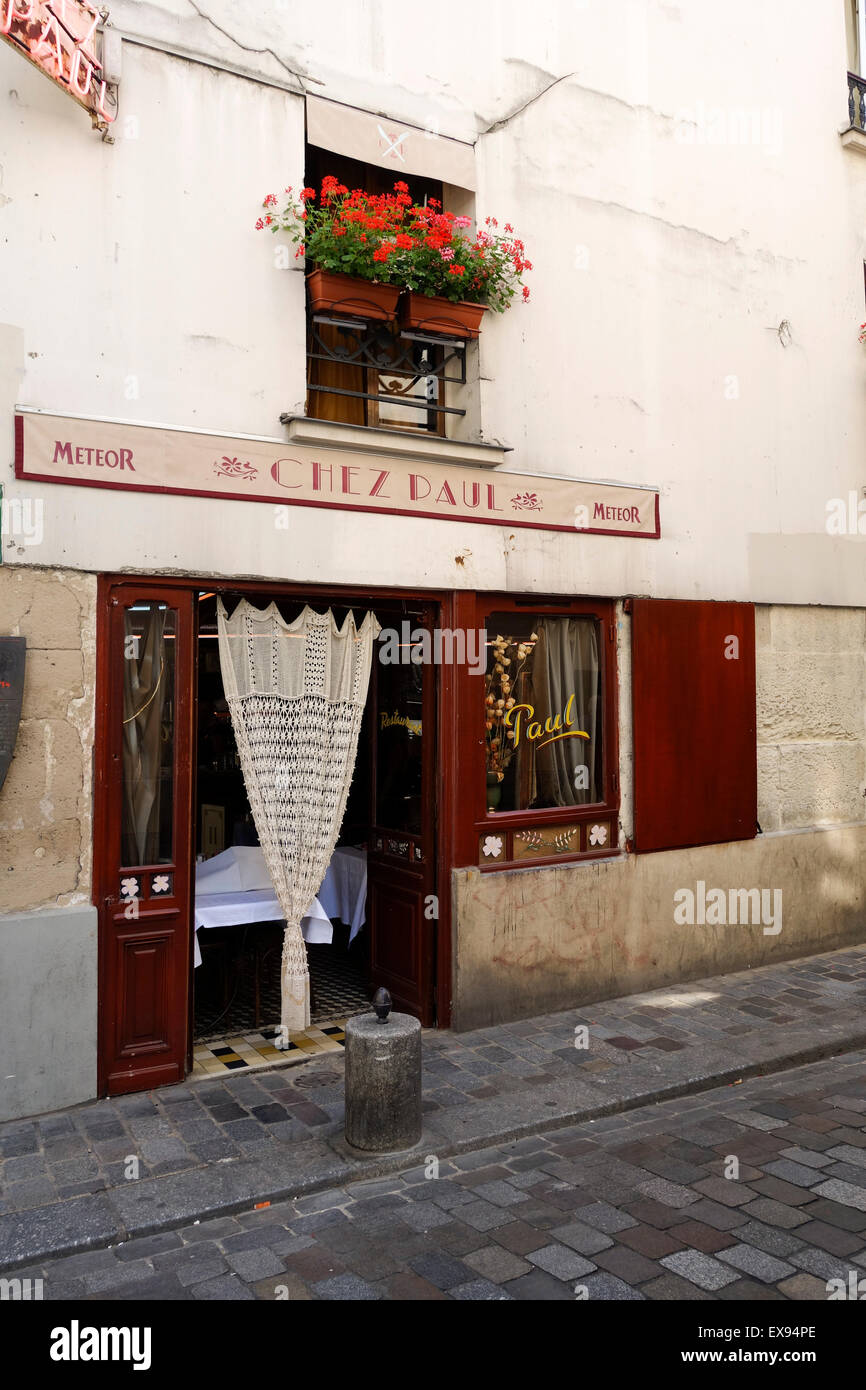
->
304;143;451;437
451;593;620;872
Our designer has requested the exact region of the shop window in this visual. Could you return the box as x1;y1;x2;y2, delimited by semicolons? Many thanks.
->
461;597;619;870
631;598;757;852
304;145;464;437
484;614;602;813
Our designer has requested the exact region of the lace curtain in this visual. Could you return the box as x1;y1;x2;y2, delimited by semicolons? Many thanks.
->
217;599;379;1036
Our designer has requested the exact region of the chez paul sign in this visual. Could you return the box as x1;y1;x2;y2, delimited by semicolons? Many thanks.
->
15;410;661;538
1;1;117;130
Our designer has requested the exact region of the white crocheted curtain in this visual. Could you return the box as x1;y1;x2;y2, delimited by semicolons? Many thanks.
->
216;599;379;1037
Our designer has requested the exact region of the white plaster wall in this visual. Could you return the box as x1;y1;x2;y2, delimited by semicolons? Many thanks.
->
1;1;865;602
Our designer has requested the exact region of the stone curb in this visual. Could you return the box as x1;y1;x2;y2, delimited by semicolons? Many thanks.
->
3;1018;866;1275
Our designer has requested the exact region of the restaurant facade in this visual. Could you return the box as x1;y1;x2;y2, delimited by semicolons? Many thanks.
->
2;0;866;1121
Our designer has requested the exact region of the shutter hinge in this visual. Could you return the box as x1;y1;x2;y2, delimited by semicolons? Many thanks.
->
612;770;618;792
623;597;633;614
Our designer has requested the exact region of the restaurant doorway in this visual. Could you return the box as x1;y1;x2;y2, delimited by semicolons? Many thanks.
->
95;577;442;1098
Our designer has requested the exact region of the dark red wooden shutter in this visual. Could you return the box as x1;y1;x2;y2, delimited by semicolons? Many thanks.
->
631;599;757;853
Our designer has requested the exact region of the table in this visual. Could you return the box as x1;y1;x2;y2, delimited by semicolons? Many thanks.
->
193;888;332;968
193;844;368;966
316;846;368;943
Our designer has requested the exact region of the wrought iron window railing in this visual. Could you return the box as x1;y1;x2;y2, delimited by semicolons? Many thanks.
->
305;311;467;434
848;71;866;130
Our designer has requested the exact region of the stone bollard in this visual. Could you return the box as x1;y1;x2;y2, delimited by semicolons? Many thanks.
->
344;994;422;1153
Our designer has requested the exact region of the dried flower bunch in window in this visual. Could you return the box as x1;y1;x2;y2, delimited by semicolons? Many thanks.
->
484;632;537;780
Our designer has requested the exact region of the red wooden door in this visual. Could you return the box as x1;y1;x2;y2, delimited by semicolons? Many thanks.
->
367;604;438;1024
96;582;196;1095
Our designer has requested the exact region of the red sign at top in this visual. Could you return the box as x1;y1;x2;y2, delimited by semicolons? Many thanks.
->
1;1;117;129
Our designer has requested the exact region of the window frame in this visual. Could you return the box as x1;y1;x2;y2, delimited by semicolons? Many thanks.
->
303;143;454;437
455;593;620;871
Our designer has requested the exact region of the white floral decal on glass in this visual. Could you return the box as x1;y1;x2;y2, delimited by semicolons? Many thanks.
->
120;877;140;899
151;875;170;895
588;825;608;847
482;835;503;858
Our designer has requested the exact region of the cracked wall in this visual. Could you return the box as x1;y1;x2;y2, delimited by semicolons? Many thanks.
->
0;568;96;913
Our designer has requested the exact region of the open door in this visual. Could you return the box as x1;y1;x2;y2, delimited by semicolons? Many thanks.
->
367;604;438;1024
96;582;196;1095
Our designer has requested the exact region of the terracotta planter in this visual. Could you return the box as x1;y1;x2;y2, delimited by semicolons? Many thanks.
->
306;268;400;322
401;292;487;339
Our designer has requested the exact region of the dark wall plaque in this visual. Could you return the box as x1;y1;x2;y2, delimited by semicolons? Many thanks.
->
0;636;25;796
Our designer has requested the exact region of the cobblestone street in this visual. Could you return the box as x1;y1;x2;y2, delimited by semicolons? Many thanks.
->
2;944;866;1276
13;1049;866;1302
3;943;866;1275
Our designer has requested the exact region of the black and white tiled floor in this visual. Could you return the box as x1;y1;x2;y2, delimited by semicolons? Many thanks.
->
193;933;371;1075
193;1024;347;1077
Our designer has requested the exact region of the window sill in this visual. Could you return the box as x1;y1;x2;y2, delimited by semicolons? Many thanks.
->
280;415;512;469
840;126;866;154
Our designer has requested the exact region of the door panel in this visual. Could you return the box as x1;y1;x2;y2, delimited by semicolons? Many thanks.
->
367;605;437;1024
97;585;195;1096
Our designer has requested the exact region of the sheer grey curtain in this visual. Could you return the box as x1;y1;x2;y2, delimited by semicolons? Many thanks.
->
122;604;167;864
532;617;601;807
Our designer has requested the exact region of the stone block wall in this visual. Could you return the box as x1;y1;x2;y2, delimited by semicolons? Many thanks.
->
756;605;866;831
0;567;96;913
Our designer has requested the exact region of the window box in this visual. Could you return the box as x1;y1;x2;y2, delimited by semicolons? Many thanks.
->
306;268;401;323
401;292;487;339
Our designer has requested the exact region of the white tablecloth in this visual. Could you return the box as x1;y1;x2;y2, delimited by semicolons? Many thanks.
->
193;845;368;966
317;846;368;943
193;888;332;968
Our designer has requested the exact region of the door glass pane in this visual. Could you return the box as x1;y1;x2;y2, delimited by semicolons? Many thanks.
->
121;603;176;865
484;614;602;812
375;653;423;834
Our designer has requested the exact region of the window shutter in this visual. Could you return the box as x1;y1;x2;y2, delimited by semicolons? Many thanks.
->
631;599;757;852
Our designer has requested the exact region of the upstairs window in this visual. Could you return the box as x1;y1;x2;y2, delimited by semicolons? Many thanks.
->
849;1;865;77
304;145;464;437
